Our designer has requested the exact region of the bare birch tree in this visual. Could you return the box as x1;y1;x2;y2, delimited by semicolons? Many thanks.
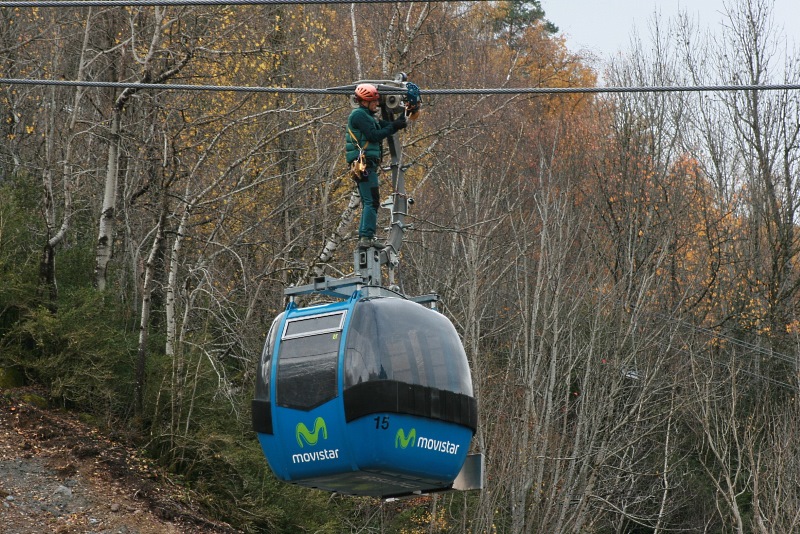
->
94;6;193;291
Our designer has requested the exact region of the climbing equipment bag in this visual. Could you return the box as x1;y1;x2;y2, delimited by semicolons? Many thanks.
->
347;128;369;183
350;152;367;182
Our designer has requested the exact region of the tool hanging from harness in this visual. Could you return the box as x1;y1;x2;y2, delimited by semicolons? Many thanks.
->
347;128;369;183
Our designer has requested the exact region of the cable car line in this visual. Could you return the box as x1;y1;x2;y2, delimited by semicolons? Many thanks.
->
659;311;800;368
637;312;800;391
0;0;463;6
2;77;799;95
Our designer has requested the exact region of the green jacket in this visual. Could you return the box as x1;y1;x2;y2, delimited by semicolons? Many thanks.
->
345;106;397;164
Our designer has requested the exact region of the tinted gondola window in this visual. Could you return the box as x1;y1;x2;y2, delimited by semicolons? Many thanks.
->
276;312;344;410
344;299;473;396
284;312;345;338
255;312;285;400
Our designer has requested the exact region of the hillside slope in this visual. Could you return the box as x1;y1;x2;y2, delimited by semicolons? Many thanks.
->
0;388;240;534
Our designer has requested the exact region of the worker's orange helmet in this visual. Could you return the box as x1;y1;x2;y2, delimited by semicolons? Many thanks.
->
355;83;380;102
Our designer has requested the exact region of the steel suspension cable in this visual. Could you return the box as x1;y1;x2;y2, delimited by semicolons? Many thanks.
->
1;0;449;6
1;77;799;95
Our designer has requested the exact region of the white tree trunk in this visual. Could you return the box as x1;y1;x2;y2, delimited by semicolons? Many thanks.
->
94;107;121;291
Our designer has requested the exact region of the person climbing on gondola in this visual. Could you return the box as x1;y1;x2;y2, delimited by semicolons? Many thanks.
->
345;83;407;250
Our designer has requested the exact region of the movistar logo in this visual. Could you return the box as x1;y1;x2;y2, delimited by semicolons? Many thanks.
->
395;428;416;449
296;417;327;448
395;427;461;456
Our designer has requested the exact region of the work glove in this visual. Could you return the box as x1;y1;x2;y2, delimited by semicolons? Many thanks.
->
392;115;407;131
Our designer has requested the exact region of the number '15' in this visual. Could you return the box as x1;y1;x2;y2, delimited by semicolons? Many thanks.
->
374;415;389;430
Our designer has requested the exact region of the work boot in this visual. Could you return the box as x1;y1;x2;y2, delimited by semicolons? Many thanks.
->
358;237;385;250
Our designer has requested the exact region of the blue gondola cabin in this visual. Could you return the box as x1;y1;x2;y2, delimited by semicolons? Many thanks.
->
251;291;478;498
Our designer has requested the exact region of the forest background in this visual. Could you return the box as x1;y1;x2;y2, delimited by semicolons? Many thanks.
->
1;0;799;532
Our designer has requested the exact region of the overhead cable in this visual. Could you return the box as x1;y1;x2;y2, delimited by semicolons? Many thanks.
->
0;0;446;6
1;77;799;95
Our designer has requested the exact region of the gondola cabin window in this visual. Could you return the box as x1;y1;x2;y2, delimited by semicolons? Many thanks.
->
255;312;285;403
344;298;472;396
276;311;346;410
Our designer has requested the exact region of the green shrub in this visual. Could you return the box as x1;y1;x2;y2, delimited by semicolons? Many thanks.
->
0;288;136;416
0;366;25;388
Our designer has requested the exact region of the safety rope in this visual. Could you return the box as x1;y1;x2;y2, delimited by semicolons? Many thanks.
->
1;77;799;95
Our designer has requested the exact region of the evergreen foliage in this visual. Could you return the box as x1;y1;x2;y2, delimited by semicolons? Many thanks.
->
0;289;136;416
